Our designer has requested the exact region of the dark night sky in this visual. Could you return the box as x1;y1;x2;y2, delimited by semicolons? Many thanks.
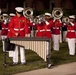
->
0;0;76;9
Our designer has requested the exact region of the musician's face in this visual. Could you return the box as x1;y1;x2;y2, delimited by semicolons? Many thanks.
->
45;15;50;20
16;12;21;17
69;18;75;22
3;16;7;20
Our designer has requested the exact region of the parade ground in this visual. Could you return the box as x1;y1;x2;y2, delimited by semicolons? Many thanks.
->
14;62;76;75
0;41;76;75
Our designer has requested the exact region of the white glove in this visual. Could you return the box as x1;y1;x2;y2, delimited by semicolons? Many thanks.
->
38;21;41;24
63;23;66;25
53;19;56;22
30;19;33;23
70;22;74;26
33;23;35;25
4;20;7;24
59;19;62;23
45;21;49;25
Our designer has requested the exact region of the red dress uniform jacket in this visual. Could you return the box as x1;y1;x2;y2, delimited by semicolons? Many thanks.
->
7;16;28;37
1;23;8;35
36;23;44;37
42;20;53;38
66;23;76;38
7;23;12;37
27;19;34;34
52;19;62;35
0;22;2;30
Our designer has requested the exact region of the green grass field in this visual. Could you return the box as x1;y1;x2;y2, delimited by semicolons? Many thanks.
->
0;40;76;75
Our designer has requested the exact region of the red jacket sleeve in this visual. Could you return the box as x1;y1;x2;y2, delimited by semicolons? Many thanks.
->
8;17;15;34
24;18;29;34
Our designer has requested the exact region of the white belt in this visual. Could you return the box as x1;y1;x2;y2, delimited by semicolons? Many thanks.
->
14;28;24;31
68;30;75;32
28;27;30;28
2;28;8;29
36;30;43;32
46;29;51;31
42;29;51;31
53;27;59;29
36;29;51;32
2;28;4;29
8;30;10;31
5;28;8;29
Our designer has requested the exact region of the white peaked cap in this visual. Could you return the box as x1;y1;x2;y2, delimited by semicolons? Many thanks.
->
15;7;24;12
69;15;75;19
9;13;15;16
3;13;8;16
45;13;51;17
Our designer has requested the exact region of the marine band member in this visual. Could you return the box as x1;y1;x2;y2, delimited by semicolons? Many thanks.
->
8;7;28;65
52;18;62;51
1;13;8;52
66;15;76;55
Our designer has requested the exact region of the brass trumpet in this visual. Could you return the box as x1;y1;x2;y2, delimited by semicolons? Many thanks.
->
33;17;39;24
62;17;70;24
33;14;45;24
0;15;4;22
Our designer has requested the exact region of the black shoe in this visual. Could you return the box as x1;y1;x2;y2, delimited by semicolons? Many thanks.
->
47;64;52;69
21;62;27;65
13;62;18;65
